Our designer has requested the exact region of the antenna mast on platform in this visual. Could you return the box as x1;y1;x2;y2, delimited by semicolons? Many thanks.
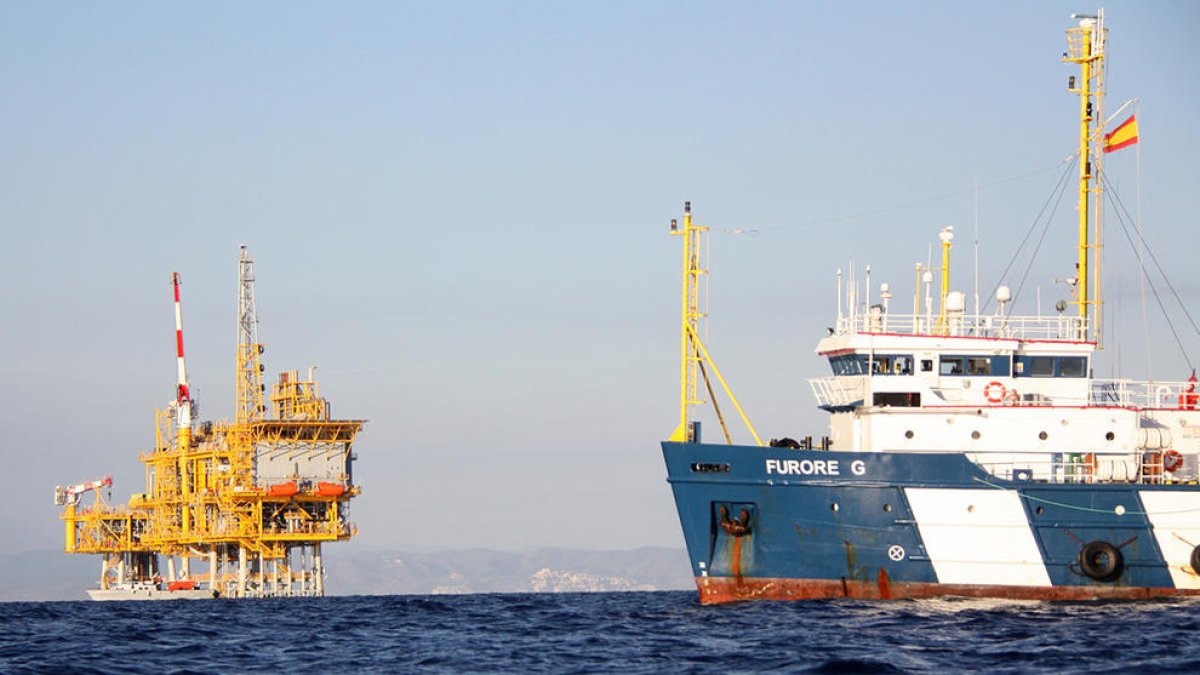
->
236;246;266;423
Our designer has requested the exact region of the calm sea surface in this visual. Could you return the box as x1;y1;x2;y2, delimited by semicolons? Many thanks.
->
3;591;1198;673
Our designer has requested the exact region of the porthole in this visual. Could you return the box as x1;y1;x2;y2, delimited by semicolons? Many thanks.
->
1105;431;1115;441
971;431;981;440
967;505;976;513
1039;431;1048;440
883;503;893;512
1035;506;1044;515
831;503;840;512
905;430;914;439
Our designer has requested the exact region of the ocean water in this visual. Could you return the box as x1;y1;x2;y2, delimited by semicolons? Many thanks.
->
3;591;1199;673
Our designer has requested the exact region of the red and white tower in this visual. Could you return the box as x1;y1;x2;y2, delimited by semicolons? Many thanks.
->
171;272;194;445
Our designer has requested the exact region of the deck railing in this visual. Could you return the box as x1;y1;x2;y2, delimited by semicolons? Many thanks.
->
809;375;1197;410
1090;379;1199;409
809;376;867;408
973;451;1193;485
835;312;1088;341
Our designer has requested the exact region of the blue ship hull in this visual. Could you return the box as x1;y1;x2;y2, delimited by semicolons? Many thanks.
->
663;442;1200;603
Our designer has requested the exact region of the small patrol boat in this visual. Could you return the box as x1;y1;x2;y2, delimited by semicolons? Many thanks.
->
662;9;1200;603
86;581;218;601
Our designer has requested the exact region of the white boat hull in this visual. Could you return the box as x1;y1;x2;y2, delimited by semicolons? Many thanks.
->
86;587;219;601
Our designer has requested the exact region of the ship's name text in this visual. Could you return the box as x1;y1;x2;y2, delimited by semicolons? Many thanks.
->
765;458;866;477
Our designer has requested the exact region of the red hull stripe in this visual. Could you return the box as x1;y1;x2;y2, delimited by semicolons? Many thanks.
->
695;576;1200;604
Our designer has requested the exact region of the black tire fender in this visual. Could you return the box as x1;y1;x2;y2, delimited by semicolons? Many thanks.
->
1079;541;1123;582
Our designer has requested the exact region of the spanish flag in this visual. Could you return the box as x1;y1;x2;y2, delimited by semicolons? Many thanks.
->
1103;114;1139;153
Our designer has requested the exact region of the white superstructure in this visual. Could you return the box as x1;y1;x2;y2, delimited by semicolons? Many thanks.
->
809;256;1200;484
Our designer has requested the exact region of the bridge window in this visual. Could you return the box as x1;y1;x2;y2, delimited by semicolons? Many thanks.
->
940;355;1011;377
940;357;965;375
966;357;992;375
1027;357;1055;377
1058;357;1087;377
1015;356;1088;378
870;354;913;376
828;354;867;375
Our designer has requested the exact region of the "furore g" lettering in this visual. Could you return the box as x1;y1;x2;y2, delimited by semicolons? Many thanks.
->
765;458;866;477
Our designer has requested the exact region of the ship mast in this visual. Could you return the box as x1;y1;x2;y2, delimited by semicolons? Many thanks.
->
1064;9;1106;344
668;202;762;446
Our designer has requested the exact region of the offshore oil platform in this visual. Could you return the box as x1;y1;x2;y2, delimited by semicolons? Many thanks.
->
54;247;365;600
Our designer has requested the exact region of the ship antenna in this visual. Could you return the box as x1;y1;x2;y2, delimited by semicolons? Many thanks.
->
973;173;980;319
668;202;763;446
1064;8;1106;344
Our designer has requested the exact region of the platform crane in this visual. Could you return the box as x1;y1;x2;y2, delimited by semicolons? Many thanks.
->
53;476;113;506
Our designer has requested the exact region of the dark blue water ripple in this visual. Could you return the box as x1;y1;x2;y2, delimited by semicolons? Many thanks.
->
2;592;1198;673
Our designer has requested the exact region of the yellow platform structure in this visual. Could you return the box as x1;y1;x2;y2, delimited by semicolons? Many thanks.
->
56;247;365;598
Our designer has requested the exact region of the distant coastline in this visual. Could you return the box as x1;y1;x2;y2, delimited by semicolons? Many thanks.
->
0;547;692;602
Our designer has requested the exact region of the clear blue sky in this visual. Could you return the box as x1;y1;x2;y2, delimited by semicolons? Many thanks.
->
2;1;1198;557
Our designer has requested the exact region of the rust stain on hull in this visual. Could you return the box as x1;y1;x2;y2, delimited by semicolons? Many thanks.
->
731;536;744;586
694;576;1200;604
877;568;891;600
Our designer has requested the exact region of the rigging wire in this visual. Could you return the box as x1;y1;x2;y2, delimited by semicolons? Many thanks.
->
1101;172;1196;371
1102;172;1200;338
983;156;1079;312
1010;162;1076;311
719;159;1072;236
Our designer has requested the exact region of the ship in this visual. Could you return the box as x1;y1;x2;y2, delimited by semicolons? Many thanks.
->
662;10;1200;604
86;581;218;602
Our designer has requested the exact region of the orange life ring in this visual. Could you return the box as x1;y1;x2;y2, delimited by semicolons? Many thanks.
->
1164;449;1184;473
984;381;1007;404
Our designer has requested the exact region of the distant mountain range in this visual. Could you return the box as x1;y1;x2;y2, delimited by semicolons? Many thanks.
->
325;547;693;596
0;547;693;602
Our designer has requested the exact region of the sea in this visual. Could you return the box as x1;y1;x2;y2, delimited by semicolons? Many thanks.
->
3;591;1198;673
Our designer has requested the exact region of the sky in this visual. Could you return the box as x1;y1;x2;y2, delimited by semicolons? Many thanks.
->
2;1;1199;559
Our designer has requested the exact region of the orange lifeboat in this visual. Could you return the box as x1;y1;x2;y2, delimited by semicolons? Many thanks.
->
315;482;345;497
267;481;299;497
